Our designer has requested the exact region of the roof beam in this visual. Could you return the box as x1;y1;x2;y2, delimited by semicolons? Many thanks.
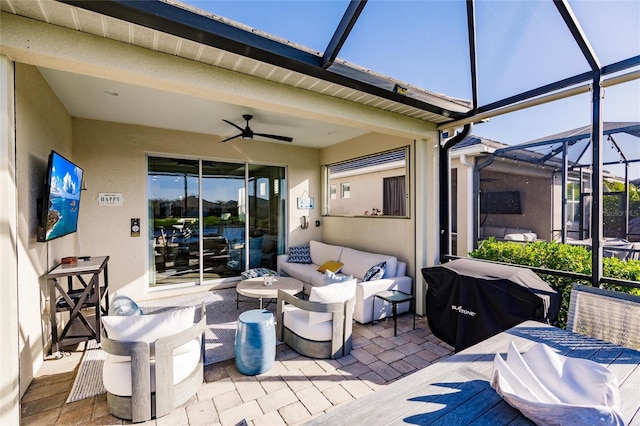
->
59;0;465;120
553;0;600;70
322;0;367;69
466;0;479;112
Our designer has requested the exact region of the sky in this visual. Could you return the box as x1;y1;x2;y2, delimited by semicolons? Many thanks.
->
182;0;639;176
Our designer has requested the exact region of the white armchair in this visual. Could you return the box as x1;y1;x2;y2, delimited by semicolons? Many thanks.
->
276;279;356;359
101;304;205;422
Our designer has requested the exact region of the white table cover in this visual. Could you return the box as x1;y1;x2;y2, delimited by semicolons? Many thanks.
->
491;341;625;426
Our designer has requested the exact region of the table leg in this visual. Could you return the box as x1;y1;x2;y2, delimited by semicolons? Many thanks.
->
392;302;397;337
371;295;376;326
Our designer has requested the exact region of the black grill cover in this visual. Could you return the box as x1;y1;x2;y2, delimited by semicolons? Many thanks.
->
422;259;560;352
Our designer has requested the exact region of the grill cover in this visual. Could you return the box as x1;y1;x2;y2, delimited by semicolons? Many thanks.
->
422;259;560;352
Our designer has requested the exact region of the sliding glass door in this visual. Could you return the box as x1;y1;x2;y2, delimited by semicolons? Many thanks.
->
247;164;286;270
148;156;286;287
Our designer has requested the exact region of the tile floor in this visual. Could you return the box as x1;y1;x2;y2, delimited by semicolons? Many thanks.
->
21;314;453;426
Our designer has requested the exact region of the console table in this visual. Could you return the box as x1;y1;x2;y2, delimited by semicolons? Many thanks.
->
46;256;109;358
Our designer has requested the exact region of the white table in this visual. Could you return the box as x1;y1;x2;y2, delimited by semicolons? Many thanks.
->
305;320;640;425
236;276;303;309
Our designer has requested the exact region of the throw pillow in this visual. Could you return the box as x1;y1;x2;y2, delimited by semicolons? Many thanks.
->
363;261;386;281
287;244;312;264
317;261;344;274
323;269;353;285
108;293;143;316
308;278;357;325
241;268;277;280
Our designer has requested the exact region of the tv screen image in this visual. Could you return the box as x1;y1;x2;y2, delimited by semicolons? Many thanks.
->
39;151;84;242
480;191;522;215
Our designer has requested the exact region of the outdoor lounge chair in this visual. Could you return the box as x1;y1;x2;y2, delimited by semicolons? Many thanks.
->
276;284;356;359
100;303;206;422
567;283;640;350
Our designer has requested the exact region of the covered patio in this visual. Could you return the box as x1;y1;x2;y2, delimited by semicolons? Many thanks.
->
2;0;639;424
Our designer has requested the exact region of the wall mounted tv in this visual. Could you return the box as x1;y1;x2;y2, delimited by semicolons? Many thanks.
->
480;191;522;215
37;151;84;242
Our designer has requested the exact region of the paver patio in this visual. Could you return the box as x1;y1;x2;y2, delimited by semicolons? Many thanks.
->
21;313;453;425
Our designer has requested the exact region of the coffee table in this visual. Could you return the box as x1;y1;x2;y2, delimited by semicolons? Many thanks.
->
236;276;304;309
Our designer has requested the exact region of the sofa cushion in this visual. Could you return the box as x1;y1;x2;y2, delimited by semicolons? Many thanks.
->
308;278;356;325
103;339;201;396
505;227;532;235
504;232;537;242
339;247;398;279
283;305;333;342
310;240;343;267
317;261;343;274
363;261;386;281
482;226;506;238
241;268;277;280
108;293;143;316
280;262;318;284
288;244;312;263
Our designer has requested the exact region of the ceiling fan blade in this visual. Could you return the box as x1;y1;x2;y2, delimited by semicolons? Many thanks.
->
222;119;244;132
254;132;293;142
219;133;242;143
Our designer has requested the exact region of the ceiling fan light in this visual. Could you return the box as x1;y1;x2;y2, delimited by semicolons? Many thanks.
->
242;135;252;140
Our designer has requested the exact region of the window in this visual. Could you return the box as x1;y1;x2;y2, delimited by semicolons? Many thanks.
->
324;147;409;217
341;183;351;199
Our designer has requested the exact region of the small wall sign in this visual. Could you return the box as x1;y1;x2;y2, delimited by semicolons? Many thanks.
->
97;192;123;206
297;197;314;209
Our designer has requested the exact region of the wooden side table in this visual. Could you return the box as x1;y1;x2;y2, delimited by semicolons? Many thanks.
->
46;256;109;358
372;290;415;336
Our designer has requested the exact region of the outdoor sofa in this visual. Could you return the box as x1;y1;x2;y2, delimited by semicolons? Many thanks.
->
277;240;412;324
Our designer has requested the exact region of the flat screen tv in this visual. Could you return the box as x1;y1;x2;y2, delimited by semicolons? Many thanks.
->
38;151;84;242
480;191;522;215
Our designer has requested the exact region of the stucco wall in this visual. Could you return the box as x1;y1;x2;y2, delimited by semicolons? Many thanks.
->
72;118;321;300
319;133;417;279
479;169;553;241
15;63;75;394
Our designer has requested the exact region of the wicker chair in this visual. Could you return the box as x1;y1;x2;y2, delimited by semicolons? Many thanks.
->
276;288;355;359
567;284;640;350
101;304;206;422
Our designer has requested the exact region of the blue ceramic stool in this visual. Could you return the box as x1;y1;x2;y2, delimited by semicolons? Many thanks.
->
235;309;276;375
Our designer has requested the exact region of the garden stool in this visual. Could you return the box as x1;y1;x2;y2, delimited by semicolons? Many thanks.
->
235;309;276;375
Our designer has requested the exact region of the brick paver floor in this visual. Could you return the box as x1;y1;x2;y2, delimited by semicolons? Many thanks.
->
21;313;453;425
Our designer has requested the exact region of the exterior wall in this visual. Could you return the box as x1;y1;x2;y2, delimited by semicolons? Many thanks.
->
320;133;422;287
329;167;405;216
0;55;19;424
15;63;76;394
73;118;321;301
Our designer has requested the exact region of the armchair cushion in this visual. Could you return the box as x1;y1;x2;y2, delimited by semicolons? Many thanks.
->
308;278;356;325
102;306;196;362
103;339;200;396
282;305;334;341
